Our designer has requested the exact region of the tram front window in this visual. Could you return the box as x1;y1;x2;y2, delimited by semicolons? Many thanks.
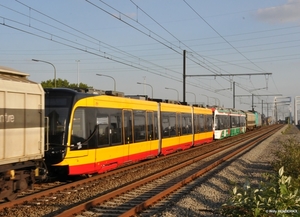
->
45;96;72;146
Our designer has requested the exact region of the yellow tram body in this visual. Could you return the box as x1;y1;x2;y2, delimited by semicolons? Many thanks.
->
54;95;159;174
49;90;213;175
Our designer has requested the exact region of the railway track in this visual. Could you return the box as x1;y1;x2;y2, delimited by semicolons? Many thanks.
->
56;124;282;217
0;125;283;217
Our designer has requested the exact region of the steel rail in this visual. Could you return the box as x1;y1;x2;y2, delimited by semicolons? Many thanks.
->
0;125;260;209
56;124;283;217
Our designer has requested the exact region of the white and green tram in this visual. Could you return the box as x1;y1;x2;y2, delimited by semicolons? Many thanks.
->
213;107;246;139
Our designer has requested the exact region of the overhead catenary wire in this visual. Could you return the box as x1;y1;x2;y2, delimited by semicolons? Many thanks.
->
0;1;285;100
129;0;241;84
8;0;295;70
7;1;232;96
0;3;227;96
3;2;182;78
182;0;269;73
87;0;182;55
13;0;181;76
127;0;277;96
90;0;246;79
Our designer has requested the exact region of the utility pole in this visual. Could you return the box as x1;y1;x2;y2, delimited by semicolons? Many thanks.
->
295;96;300;125
233;81;235;108
183;50;186;102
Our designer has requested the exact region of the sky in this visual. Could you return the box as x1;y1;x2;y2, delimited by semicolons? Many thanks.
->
1;0;300;120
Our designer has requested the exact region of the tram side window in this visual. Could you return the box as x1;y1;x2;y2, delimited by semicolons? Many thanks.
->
110;111;122;145
176;113;180;136
71;108;86;149
237;116;241;127
182;114;192;135
226;116;231;129
85;108;98;149
231;116;238;128
169;115;176;136
134;110;146;142
230;116;235;128
204;115;208;132
216;115;228;130
225;115;230;129
124;110;133;144
147;112;154;140
187;115;192;134
96;108;122;147
199;114;205;132
204;115;209;132
71;108;98;150
194;115;199;133
154;112;158;139
226;115;230;129
206;115;213;131
215;115;220;130
162;112;176;138
97;114;109;147
162;113;170;138
240;116;246;127
181;114;186;135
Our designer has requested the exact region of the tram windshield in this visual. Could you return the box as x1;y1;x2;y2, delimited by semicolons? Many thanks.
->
45;95;72;146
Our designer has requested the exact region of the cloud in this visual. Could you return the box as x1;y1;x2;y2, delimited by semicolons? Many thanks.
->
256;0;300;24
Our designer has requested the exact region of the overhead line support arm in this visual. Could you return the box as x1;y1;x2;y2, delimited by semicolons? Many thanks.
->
183;72;272;107
185;73;272;77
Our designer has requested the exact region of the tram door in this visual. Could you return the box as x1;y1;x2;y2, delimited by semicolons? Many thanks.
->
123;110;132;163
180;113;193;149
94;108;125;172
146;111;157;157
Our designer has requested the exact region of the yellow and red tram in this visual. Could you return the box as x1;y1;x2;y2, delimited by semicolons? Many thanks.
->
44;88;214;176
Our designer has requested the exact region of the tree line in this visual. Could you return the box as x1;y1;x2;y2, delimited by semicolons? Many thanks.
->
41;78;89;88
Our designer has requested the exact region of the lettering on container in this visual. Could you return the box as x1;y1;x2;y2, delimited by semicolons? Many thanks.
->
0;113;15;123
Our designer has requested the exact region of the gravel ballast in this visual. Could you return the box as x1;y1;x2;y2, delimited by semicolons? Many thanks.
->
158;125;292;217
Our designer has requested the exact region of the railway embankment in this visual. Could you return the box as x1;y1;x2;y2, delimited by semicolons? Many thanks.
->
159;124;299;217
